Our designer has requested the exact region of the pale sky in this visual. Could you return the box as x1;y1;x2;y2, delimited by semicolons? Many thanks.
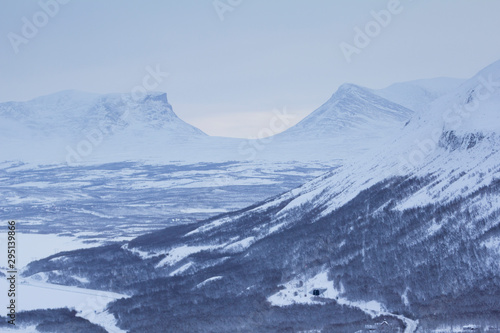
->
1;0;500;138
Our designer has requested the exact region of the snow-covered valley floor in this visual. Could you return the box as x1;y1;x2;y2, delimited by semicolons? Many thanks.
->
0;160;333;331
0;160;332;241
0;273;128;332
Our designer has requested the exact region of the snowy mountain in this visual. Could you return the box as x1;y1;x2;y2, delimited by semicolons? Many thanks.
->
1;85;415;164
254;83;414;160
373;77;465;112
0;90;205;136
22;60;500;332
277;83;413;139
0;90;209;163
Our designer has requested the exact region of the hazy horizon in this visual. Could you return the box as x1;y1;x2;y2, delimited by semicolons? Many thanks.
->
2;0;500;138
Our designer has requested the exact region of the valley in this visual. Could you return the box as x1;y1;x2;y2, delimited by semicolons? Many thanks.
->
1;59;500;332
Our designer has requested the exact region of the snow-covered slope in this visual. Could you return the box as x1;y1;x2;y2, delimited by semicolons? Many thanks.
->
1;87;414;164
257;83;414;160
277;83;413;138
0;90;209;163
373;77;465;112
0;90;204;136
282;84;413;138
24;59;500;332
274;59;500;219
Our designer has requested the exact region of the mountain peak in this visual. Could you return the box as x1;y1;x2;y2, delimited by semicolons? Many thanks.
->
0;90;207;163
146;91;168;102
272;81;414;155
325;83;400;109
373;77;465;111
330;83;368;100
125;91;169;104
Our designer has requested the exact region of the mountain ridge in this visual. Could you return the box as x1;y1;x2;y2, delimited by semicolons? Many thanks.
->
21;58;500;332
275;83;413;138
1;85;415;164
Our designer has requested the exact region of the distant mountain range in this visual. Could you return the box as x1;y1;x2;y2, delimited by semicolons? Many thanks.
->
21;60;500;332
0;77;463;164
